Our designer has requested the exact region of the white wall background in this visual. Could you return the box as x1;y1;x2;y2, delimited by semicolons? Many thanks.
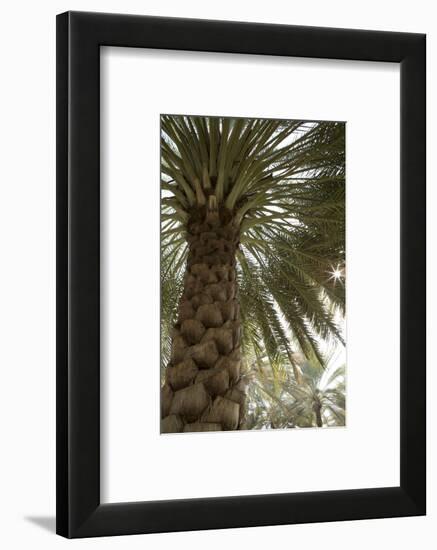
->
0;1;434;548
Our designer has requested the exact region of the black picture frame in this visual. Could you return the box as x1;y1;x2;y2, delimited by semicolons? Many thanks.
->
56;11;426;538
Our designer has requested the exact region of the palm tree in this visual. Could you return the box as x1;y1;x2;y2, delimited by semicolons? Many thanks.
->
160;115;345;433
245;355;346;429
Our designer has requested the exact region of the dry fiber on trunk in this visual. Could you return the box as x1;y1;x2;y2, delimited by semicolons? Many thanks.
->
161;205;246;433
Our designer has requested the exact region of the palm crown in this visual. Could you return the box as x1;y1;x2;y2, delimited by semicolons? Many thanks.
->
161;114;345;382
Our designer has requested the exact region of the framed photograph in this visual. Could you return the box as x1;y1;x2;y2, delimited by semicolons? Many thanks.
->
56;11;426;538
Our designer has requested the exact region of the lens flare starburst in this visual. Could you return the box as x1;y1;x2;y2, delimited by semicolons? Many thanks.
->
328;264;345;285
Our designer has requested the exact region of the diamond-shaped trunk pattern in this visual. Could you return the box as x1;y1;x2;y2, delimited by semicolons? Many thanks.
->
161;209;245;433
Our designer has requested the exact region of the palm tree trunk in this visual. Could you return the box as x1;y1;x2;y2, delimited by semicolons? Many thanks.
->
314;403;323;428
161;204;246;433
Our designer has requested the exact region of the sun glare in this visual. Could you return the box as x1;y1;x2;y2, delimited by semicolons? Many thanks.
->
328;264;344;283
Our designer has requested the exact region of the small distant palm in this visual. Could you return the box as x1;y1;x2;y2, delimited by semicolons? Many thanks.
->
246;356;345;429
288;360;345;427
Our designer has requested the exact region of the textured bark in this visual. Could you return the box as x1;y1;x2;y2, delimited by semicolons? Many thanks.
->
161;205;246;433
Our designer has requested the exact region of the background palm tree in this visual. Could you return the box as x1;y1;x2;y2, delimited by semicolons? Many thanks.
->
244;353;346;429
160;114;345;433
